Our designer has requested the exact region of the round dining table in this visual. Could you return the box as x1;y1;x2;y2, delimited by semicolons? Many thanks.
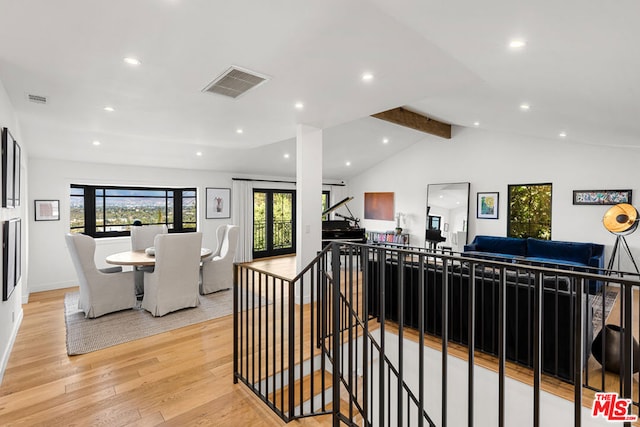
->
106;248;213;267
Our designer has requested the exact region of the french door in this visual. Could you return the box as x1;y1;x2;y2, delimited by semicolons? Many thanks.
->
253;189;296;258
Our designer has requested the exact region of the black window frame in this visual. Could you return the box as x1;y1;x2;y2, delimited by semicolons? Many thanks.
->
70;184;197;238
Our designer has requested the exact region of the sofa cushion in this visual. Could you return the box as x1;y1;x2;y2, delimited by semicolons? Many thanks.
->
526;238;593;265
525;256;587;268
464;251;520;261
474;235;527;256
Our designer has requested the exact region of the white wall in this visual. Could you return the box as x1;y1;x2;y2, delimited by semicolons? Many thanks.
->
27;158;345;293
347;126;640;270
27;158;240;292
0;79;28;382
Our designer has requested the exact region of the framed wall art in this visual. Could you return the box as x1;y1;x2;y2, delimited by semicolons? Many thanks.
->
364;192;394;220
572;189;632;205
2;127;19;208
477;192;499;219
3;218;21;301
34;200;60;221
206;187;231;219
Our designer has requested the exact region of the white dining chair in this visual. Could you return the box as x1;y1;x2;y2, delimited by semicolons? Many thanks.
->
130;224;168;250
65;233;136;318
200;225;239;295
141;232;202;316
130;224;168;296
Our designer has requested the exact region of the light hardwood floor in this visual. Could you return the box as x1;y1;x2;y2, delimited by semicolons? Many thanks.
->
1;254;637;425
0;256;330;426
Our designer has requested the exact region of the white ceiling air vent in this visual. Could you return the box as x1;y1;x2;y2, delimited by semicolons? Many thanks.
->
202;66;269;99
27;93;47;104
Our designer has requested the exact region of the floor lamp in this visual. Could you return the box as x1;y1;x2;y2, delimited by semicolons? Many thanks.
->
603;203;640;274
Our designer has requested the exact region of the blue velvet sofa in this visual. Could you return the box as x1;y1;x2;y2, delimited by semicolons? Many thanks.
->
464;235;605;293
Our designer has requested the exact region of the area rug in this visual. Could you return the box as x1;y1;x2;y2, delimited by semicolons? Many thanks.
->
64;290;259;355
592;290;618;337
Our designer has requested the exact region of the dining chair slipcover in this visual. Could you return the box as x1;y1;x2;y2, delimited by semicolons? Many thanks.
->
65;233;136;318
130;224;168;250
200;225;239;295
142;232;203;316
130;224;168;296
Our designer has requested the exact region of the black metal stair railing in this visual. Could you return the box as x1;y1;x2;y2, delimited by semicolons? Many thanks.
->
328;244;436;426
233;245;334;422
232;242;438;425
233;241;640;426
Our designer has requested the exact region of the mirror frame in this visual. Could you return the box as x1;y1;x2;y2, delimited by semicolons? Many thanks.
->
426;182;470;251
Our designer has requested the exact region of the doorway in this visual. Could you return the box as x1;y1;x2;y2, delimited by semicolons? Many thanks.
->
253;189;296;258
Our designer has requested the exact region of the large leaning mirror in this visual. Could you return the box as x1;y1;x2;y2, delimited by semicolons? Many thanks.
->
426;182;470;252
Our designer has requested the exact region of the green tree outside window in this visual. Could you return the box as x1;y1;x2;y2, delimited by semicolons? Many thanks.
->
507;183;552;239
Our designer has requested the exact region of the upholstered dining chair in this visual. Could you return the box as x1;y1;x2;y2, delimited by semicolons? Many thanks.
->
65;233;136;318
130;224;168;250
130;224;168;296
200;225;239;295
141;232;203;316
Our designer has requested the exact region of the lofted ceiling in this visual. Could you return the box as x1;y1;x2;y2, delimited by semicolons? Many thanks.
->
0;0;638;180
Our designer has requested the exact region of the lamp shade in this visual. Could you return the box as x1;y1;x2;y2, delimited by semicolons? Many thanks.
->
603;203;639;235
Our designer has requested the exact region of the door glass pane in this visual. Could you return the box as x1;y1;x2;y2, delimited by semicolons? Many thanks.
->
273;192;293;250
253;192;267;252
322;191;330;221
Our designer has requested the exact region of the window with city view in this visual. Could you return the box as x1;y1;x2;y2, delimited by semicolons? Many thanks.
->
70;184;197;237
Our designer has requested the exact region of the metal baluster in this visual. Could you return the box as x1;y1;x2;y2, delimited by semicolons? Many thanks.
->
442;257;449;427
573;278;584;427
498;266;505;427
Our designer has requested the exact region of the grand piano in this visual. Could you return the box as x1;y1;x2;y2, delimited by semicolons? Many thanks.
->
321;196;366;247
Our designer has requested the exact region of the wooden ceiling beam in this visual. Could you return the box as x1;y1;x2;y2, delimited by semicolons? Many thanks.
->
371;107;451;139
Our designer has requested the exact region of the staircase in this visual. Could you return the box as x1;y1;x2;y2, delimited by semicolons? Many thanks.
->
234;242;640;426
233;243;432;425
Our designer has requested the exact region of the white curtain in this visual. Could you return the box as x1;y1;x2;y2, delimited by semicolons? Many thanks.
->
232;180;254;263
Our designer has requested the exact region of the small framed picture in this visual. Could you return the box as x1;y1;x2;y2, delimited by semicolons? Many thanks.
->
206;188;231;219
34;200;60;221
477;192;499;219
573;189;632;205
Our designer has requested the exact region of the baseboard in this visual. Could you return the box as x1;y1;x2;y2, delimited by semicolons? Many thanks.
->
29;280;77;293
0;307;23;385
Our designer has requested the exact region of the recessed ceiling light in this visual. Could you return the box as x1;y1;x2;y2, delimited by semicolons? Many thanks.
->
283;153;290;159
345;161;351;166
520;103;531;110
361;72;374;82
294;102;304;110
382;138;389;144
236;128;243;134
92;140;101;146
196;151;203;156
509;39;527;49
559;132;567;138
473;121;480;127
103;106;114;112
123;57;141;66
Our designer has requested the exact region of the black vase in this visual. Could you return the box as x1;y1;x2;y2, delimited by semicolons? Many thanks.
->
591;324;640;373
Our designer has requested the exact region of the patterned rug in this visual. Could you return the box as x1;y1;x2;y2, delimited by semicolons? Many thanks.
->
592;290;618;337
64;289;256;355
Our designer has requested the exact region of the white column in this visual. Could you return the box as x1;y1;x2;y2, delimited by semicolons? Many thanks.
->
295;124;322;282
